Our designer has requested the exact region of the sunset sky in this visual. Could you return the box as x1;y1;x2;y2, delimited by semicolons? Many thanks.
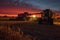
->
0;0;60;16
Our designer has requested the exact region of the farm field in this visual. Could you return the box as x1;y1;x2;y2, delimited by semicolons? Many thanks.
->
0;21;60;40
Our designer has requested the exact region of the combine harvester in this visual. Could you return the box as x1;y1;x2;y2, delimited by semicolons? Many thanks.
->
38;9;53;25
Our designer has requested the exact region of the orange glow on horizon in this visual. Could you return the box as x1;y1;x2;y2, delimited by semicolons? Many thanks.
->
0;14;18;17
0;6;41;17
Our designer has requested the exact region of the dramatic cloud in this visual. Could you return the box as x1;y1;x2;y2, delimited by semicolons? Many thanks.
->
0;0;41;13
0;0;60;14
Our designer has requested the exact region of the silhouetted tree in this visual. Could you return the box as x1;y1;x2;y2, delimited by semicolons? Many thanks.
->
23;12;29;21
16;14;24;21
16;12;29;21
23;12;28;17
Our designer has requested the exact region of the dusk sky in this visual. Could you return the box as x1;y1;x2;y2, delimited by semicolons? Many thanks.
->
0;0;60;16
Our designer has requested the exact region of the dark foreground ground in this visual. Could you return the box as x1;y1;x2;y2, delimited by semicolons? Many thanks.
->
0;21;60;40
